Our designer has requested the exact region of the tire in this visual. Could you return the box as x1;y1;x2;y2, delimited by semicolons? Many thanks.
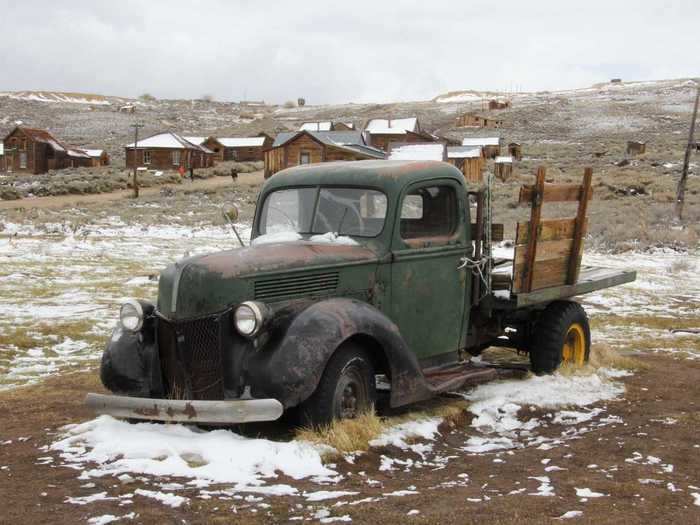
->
300;343;376;427
529;301;590;375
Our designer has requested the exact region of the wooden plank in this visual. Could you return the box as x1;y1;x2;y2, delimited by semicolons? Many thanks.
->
516;217;587;244
514;238;573;265
519;166;545;293
519;183;593;204
470;223;504;242
471;191;485;306
513;256;570;293
567;168;593;284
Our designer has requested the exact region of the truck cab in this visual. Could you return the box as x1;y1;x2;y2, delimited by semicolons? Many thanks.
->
89;160;635;426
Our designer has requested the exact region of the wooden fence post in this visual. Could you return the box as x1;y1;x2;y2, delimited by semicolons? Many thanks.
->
567;168;593;285
521;166;545;293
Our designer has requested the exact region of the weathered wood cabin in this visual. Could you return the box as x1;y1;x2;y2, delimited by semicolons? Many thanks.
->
626;140;646;155
83;149;110;167
264;130;385;178
0;143;4;172
188;134;273;162
447;146;484;183
494;156;514;181
455;113;503;129
1;126;93;174
125;132;214;171
488;99;511;110
462;137;502;159
363;117;438;151
508;142;522;161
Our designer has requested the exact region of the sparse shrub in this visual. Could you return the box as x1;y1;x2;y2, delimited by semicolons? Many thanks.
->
283;100;296;109
139;93;156;102
201;94;214;102
0;187;21;200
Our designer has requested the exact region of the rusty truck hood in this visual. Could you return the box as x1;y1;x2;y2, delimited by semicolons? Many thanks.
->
157;242;379;319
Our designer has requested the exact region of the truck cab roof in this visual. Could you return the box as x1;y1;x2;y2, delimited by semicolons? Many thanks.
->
261;160;468;195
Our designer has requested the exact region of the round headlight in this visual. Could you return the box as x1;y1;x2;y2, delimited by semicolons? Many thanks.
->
120;299;144;332
234;301;265;337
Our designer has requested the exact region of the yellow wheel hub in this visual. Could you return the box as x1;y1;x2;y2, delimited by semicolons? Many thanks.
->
562;323;586;365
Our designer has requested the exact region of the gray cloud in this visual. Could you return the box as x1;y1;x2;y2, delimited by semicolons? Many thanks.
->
0;0;697;104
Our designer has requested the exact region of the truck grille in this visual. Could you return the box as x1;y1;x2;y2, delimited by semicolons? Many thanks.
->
254;271;339;301
157;315;225;401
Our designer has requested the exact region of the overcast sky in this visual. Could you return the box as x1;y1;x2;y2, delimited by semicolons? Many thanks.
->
1;1;697;104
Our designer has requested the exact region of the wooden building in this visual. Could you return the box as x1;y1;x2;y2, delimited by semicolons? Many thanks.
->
626;140;646;155
1;126;93;174
298;121;355;132
264;130;384;178
455;113;503;129
494;156;514;181
363;117;439;151
188;133;273;162
508;142;522;161
83;149;110;167
488;99;511;110
447;146;484;183
0;143;4;172
125;132;214;171
461;137;502;159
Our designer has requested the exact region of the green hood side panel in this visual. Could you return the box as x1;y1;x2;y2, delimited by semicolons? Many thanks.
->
157;242;379;320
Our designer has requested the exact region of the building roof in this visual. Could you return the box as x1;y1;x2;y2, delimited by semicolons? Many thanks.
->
82;149;105;158
388;143;445;161
218;137;266;148
447;146;482;159
495;156;513;164
461;137;501;147
126;132;209;151
184;136;206;145
67;148;91;159
299;121;332;132
0;143;3;156
365;117;418;133
271;130;384;159
6;126;68;152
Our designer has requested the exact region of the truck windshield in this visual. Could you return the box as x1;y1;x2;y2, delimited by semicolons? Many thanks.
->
259;187;387;238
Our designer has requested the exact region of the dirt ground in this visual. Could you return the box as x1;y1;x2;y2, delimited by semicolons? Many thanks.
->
0;354;698;524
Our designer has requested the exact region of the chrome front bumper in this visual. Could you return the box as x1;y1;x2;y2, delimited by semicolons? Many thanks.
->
85;393;284;424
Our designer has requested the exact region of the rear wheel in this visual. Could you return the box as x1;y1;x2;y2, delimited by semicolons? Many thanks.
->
529;301;590;374
300;343;376;427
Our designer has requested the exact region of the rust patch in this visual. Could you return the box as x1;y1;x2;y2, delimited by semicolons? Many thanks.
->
135;405;160;417
183;402;197;419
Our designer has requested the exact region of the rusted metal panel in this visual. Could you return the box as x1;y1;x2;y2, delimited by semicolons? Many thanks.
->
85;393;284;424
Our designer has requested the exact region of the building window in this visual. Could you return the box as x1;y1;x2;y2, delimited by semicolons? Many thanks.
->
300;151;311;164
172;150;181;166
19;152;27;169
143;150;151;165
21;140;27;150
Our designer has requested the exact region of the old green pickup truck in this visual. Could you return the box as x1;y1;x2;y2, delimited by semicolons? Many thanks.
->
87;160;635;426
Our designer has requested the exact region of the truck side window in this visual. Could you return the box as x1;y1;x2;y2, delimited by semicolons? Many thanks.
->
400;185;458;241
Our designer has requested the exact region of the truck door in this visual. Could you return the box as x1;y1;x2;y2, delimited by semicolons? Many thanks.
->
390;180;469;364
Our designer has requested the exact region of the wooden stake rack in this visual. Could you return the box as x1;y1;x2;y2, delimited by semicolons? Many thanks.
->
512;167;593;294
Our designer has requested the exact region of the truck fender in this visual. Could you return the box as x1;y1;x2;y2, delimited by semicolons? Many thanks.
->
246;298;433;409
101;324;163;398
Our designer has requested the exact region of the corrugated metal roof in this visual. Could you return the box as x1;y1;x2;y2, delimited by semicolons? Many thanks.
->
495;156;513;163
447;146;482;159
272;130;365;148
126;132;209;151
82;149;104;157
389;143;445;161
184;136;206;145
462;137;501;147
365;117;418;132
218;137;266;148
299;121;332;131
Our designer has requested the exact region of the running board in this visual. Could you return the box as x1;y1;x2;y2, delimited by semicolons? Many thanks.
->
422;362;528;393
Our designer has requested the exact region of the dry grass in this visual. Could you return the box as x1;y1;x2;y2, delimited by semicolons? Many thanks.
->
296;398;470;458
588;343;649;371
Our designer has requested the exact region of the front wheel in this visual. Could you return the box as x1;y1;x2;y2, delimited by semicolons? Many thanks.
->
529;301;591;374
300;343;376;427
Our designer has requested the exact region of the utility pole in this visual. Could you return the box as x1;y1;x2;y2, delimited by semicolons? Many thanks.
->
130;123;144;198
675;81;700;220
